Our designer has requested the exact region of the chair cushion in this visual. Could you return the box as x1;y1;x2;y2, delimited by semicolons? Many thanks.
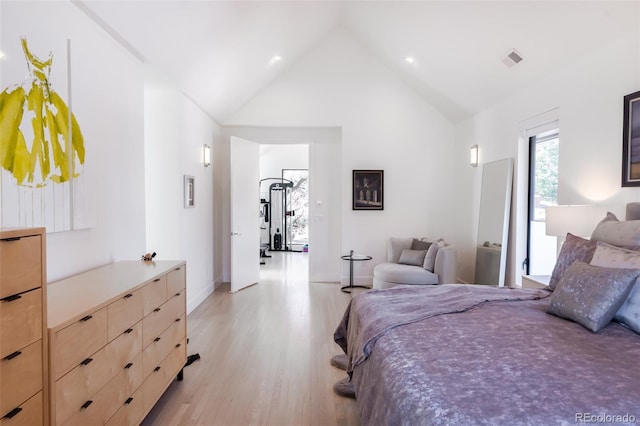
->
374;263;439;285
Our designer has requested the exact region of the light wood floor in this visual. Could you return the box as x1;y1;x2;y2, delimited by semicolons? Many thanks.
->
141;252;361;425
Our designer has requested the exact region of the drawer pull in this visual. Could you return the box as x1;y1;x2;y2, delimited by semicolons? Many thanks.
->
80;315;93;322
175;292;181;297
1;294;22;302
124;293;133;299
3;407;22;419
154;307;161;312
81;400;93;410
175;267;182;270
3;351;22;361
124;363;133;369
175;318;181;322
175;343;182;348
80;357;93;366
125;397;134;405
154;337;161;342
1;237;21;242
153;278;161;282
124;328;133;334
154;366;161;372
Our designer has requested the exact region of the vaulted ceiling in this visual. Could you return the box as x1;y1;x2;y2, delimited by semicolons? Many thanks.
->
76;0;640;123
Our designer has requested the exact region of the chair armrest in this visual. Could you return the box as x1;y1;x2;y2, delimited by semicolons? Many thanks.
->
434;245;457;284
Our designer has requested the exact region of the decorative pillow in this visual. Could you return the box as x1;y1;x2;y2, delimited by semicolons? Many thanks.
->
411;238;431;251
548;261;639;332
388;237;413;263
548;233;597;291
398;249;428;266
423;240;445;272
590;241;640;334
591;212;640;248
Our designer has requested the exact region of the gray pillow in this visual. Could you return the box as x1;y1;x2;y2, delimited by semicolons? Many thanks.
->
589;241;640;334
411;238;431;251
398;249;427;266
423;240;444;272
548;261;639;332
591;212;640;247
388;237;413;263
548;233;597;291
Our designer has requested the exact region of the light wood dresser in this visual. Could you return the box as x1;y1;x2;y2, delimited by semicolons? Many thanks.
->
0;227;48;426
47;260;186;426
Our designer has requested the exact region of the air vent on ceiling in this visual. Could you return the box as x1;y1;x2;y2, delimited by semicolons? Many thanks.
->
502;49;524;68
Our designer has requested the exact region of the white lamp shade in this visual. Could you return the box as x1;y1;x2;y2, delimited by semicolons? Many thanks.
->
545;205;606;237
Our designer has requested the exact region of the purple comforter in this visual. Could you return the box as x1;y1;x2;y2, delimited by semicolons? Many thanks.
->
334;284;640;425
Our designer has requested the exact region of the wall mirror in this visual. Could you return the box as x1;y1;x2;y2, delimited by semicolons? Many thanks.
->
475;158;513;286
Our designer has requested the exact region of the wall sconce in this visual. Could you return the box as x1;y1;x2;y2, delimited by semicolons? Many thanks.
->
203;144;211;167
470;145;478;167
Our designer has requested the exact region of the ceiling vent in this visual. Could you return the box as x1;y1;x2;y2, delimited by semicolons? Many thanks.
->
502;49;524;68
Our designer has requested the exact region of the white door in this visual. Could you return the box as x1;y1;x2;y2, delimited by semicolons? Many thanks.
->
230;136;260;292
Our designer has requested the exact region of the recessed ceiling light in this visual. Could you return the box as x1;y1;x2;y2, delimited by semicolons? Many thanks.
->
405;56;415;64
269;55;282;65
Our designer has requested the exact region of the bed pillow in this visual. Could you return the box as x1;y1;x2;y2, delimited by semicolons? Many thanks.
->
591;212;640;247
411;238;431;251
398;249;428;267
548;233;597;291
423;240;445;272
548;261;640;332
590;241;640;334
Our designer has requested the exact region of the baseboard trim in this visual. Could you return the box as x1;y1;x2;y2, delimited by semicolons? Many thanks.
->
187;281;214;314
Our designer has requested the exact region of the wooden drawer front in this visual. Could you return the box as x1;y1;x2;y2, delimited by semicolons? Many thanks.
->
105;386;143;426
52;307;108;380
0;340;42;416
142;290;185;348
142;276;167;316
0;235;42;299
165;338;187;380
166;266;186;296
107;289;143;341
60;357;144;426
0;391;43;426
142;313;186;377
55;320;142;424
0;288;42;359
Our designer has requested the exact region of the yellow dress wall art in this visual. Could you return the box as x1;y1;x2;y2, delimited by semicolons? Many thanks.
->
0;37;87;231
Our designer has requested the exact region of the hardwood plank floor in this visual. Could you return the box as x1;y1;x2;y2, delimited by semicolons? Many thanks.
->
141;252;361;425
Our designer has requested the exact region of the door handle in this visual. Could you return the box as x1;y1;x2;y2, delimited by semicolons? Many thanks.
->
231;232;243;236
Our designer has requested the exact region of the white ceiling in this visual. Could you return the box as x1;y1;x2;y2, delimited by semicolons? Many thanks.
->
76;0;640;123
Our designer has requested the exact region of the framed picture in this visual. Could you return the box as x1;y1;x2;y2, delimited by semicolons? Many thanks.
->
352;170;383;210
623;90;640;186
184;175;195;208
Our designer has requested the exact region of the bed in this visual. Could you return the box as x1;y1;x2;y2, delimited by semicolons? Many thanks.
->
334;214;640;425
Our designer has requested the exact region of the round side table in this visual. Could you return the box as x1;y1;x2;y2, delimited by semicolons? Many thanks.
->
341;250;372;293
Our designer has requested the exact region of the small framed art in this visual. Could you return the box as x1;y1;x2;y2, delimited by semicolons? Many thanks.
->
184;175;195;208
352;170;383;210
623;90;640;187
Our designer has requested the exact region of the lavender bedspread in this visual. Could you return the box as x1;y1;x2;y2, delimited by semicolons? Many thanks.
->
334;284;640;425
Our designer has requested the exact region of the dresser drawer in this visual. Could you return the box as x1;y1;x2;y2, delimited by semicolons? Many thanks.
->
55;321;142;424
0;391;43;426
0;340;42;416
142;276;167;316
108;289;143;342
142;290;185;348
0;235;42;299
0;288;42;359
142;313;186;377
167;265;186;296
61;356;144;426
105;385;143;426
51;307;108;380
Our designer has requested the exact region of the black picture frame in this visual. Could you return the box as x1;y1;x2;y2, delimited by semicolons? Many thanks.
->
352;170;383;210
622;90;640;187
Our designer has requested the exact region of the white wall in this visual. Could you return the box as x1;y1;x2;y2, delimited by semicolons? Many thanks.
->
227;28;458;284
1;1;146;281
144;86;219;313
456;30;640;285
260;144;309;182
1;2;220;312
